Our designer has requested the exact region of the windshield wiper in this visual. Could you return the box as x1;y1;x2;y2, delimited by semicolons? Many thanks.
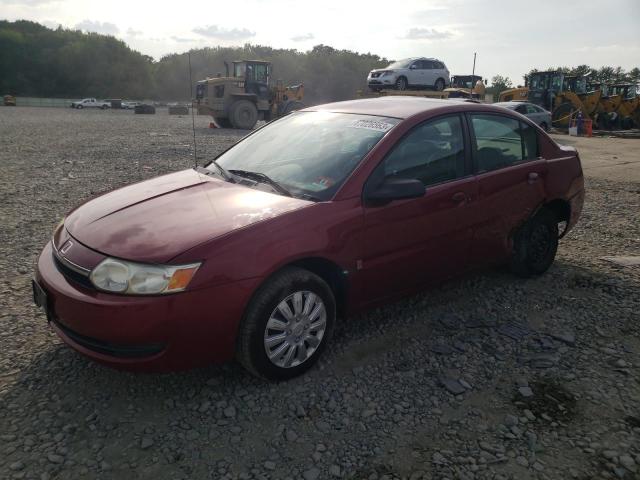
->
197;161;232;182
209;160;232;181
228;169;292;197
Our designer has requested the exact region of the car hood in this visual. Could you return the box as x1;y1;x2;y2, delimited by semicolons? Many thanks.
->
370;68;394;74
65;169;311;263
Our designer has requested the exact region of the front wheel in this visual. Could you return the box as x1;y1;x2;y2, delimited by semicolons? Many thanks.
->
237;267;335;380
230;99;258;129
395;76;408;91
213;117;233;128
76;105;83;109
510;208;559;278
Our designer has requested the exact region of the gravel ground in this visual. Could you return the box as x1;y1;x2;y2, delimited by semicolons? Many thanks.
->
1;107;639;480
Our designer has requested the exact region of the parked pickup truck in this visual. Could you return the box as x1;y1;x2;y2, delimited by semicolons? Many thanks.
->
70;98;110;109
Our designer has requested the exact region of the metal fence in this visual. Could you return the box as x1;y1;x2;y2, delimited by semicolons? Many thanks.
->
13;97;81;108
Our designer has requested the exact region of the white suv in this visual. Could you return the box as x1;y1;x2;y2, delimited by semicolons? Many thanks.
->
367;57;450;91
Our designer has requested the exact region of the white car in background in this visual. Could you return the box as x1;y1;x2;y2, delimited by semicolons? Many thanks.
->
367;57;450;91
122;101;141;110
70;98;110;109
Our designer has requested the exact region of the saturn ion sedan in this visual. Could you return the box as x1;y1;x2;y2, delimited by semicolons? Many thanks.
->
33;97;584;380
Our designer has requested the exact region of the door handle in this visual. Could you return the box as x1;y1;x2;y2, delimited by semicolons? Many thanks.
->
451;192;467;204
528;172;539;184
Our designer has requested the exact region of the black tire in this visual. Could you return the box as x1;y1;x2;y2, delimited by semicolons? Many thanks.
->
230;99;258;129
510;208;559;278
101;105;107;110
540;122;548;131
76;104;83;110
214;117;233;128
434;78;445;91
237;267;335;381
552;102;574;129
395;76;408;91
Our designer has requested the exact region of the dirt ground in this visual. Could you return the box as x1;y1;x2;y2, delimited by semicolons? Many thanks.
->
0;107;639;480
550;133;640;183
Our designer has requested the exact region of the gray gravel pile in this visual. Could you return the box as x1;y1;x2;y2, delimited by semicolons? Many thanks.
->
1;107;639;480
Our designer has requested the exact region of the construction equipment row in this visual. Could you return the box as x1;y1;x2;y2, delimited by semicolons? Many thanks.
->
499;71;639;129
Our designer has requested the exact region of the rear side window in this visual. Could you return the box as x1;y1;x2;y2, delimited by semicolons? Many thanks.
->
382;115;465;186
470;114;538;172
434;61;445;69
525;104;538;114
422;60;434;69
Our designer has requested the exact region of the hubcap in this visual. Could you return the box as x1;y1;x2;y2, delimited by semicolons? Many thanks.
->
263;291;327;368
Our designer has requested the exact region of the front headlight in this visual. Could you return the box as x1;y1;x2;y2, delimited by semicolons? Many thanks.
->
380;70;394;77
90;258;201;295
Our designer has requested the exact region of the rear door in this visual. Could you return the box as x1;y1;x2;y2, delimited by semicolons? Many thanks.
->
361;114;478;302
467;113;547;264
421;60;435;86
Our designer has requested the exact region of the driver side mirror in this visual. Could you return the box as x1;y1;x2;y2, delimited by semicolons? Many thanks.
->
410;64;418;70
364;177;425;205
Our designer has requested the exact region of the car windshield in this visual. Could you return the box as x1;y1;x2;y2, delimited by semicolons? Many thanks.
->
387;59;413;69
210;112;400;201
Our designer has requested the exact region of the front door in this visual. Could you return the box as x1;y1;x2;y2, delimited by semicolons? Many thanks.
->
360;114;478;302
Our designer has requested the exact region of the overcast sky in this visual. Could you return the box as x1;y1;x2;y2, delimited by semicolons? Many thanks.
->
2;0;639;85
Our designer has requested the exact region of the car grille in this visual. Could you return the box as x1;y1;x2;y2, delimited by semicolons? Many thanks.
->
52;318;165;358
52;252;94;290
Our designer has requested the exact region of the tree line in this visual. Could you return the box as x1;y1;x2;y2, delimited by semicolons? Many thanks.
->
0;20;388;104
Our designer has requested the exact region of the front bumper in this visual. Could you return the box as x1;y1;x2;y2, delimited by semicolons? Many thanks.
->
367;75;396;88
35;241;259;371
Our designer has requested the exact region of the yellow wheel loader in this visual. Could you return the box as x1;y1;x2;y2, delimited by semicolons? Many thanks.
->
498;86;528;102
195;60;304;129
604;84;639;129
527;71;601;128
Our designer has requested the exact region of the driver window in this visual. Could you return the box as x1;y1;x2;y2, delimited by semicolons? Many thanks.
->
382;115;465;187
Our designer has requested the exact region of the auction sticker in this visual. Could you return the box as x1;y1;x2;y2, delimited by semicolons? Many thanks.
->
349;119;394;132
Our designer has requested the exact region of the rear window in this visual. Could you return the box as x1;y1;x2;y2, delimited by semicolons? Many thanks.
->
470;114;539;172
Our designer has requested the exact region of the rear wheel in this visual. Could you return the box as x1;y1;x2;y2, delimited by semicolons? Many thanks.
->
434;78;445;91
230;100;258;129
540;121;548;131
395;76;408;91
237;267;335;380
510;208;559;277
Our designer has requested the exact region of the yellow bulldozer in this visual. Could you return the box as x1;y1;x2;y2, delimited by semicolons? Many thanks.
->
195;60;304;129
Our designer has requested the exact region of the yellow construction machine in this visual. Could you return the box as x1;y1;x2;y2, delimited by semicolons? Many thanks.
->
526;71;601;128
195;60;304;129
598;84;640;129
498;86;528;102
444;75;486;99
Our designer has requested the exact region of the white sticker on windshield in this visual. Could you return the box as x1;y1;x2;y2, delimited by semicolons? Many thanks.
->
349;119;394;132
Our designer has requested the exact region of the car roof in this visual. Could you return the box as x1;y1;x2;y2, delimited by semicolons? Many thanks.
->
308;96;473;119
494;101;531;107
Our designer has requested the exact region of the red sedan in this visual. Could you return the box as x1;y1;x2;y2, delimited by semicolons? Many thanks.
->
33;97;584;380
